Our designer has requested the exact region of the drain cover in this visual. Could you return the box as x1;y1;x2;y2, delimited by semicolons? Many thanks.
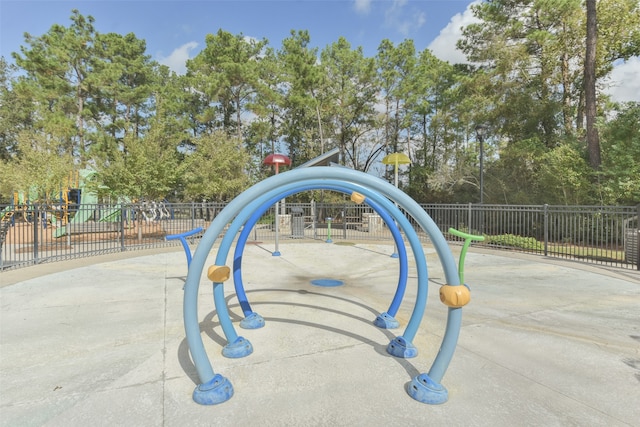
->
310;279;344;287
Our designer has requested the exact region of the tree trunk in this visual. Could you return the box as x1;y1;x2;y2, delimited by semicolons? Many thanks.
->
561;49;573;135
585;0;601;169
576;89;584;132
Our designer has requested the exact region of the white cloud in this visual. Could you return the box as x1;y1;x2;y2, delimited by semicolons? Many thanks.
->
353;0;372;14
158;41;199;75
428;1;480;64
384;0;425;36
605;57;640;103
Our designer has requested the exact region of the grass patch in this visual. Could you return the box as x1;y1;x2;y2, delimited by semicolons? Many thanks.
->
484;233;626;261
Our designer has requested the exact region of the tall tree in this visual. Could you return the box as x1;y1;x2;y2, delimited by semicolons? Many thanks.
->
584;0;601;169
278;30;326;165
91;32;155;140
247;46;282;153
458;0;585;147
376;39;416;155
0;58;33;162
321;37;379;171
12;10;98;161
187;30;267;140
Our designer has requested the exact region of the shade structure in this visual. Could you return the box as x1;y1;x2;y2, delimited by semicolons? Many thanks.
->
382;152;411;167
263;153;292;165
263;153;292;174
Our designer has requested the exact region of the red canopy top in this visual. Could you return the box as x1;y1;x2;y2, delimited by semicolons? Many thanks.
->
263;153;292;166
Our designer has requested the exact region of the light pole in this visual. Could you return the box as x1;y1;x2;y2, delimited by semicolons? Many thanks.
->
474;125;486;204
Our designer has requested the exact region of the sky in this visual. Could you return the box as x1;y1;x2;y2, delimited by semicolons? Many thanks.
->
0;0;638;103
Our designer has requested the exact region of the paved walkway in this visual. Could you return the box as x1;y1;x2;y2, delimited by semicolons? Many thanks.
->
1;242;639;426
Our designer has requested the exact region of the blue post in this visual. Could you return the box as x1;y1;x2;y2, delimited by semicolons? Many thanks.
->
165;227;204;267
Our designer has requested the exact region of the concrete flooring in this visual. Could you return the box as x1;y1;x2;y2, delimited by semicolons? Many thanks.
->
1;242;639;426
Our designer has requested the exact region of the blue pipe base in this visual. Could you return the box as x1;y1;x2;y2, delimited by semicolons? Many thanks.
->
387;336;418;358
373;312;400;329
222;336;253;358
407;373;448;405
193;374;234;405
240;312;265;329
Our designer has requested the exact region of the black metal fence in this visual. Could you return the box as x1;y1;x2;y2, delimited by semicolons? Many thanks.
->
1;201;638;271
423;204;639;268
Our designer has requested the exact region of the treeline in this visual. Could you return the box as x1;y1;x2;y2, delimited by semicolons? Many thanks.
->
1;1;639;205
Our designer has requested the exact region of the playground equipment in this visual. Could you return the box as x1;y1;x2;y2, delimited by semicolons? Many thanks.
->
53;170;101;237
182;166;483;406
1;190;40;224
0;175;81;249
263;153;292;256
165;227;204;266
228;186;408;330
52;170;129;238
0;170;112;235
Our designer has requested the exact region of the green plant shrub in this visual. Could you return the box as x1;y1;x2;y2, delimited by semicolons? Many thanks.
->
486;234;543;251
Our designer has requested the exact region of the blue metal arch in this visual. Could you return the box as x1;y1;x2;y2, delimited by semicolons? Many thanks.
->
203;180;426;353
184;167;462;406
229;184;408;330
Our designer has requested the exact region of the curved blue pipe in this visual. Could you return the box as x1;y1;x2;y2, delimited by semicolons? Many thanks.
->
166;227;203;266
365;197;407;316
232;185;407;319
216;180;418;343
184;168;459;388
192;177;429;380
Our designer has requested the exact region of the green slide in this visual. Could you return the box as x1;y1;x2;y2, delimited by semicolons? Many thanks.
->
54;191;99;238
99;205;122;222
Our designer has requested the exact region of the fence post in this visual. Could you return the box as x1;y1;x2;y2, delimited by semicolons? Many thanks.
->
120;205;126;252
253;213;258;241
468;203;472;234
33;204;39;265
191;202;196;230
312;200;317;239
544;204;549;256
343;205;347;239
637;204;640;271
191;202;195;230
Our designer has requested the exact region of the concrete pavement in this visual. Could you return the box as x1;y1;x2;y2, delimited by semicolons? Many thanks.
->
1;241;639;426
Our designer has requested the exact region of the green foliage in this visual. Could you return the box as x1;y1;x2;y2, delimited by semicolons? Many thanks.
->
93;129;180;200
536;144;594;205
0;59;28;162
486;234;544;251
598;102;640;204
2;5;639;205
181;131;250;202
1;131;75;201
483;138;545;204
187;29;267;140
321;37;379;171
